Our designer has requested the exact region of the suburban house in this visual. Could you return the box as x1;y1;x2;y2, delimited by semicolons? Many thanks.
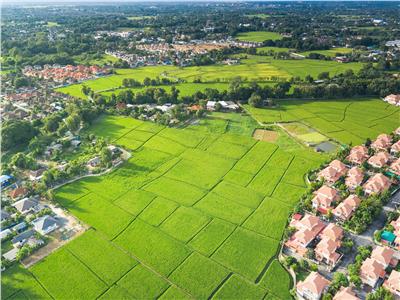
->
32;215;59;235
345;167;364;190
391;140;400;154
296;272;330;300
333;287;360;300
285;214;326;256
368;151;391;169
312;186;340;214
8;187;28;200
383;270;400;297
371;134;392;151
389;159;400;176
314;224;343;267
360;257;386;288
206;101;216;111
11;229;35;248
370;246;397;269
1;211;10;223
318;160;347;184
87;156;101;168
333;195;361;222
29;169;45;181
363;173;391;195
12;198;39;215
346;145;369;165
384;94;400;106
395;127;400;136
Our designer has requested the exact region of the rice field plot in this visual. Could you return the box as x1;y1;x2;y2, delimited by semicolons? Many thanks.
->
144;135;187;155
223;169;255;187
259;260;292;300
206;139;252;160
30;248;108;299
188;219;236;257
300;47;353;57
165;155;234;190
143;176;207;206
212;227;279;281
236;31;283;42
99;285;132;300
213;180;264;209
233;141;278;174
243;197;291;240
1;265;51;300
112;189;156;216
195;192;253;224
65;229;137;284
159;286;192;300
138;196;178;226
212;274;267;300
160;207;211;242
115;264;170;299
65;192;134;239
169;253;230;299
114;219;192;276
272;182;307;206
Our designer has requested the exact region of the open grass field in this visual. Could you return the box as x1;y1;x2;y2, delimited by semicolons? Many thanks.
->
244;97;400;145
3;112;329;300
56;56;363;99
236;31;283;42
300;47;353;57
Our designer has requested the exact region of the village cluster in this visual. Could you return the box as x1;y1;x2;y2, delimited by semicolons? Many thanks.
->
22;64;110;84
285;128;400;300
106;38;258;68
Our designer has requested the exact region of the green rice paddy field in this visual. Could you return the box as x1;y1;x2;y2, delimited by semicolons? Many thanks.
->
235;31;283;42
56;57;363;99
245;97;400;145
2;113;328;300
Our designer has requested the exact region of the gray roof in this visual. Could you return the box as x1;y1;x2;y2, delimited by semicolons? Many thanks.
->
1;210;10;221
33;215;58;231
13;198;38;213
3;248;19;261
12;229;34;244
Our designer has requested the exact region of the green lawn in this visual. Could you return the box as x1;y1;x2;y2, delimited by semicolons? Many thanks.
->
300;47;353;57
236;31;283;42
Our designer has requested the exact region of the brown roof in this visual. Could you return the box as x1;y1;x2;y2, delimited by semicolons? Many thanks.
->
368;151;390;168
383;270;400;292
371;246;395;267
9;187;28;199
360;258;386;281
333;287;360;300
363;173;391;194
297;272;330;296
320;223;344;242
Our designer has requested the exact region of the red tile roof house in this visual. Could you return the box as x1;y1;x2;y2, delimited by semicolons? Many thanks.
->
383;270;400;297
8;187;28;200
333;287;360;300
318;160;348;184
389;159;400;176
360;258;386;288
333;195;361;222
314;224;344;268
371;134;392;151
312;186;340;214
345;167;365;190
390;140;400;155
363;173;392;195
285;214;326;257
296;272;330;300
346;145;369;165
371;246;398;269
368;151;391;169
